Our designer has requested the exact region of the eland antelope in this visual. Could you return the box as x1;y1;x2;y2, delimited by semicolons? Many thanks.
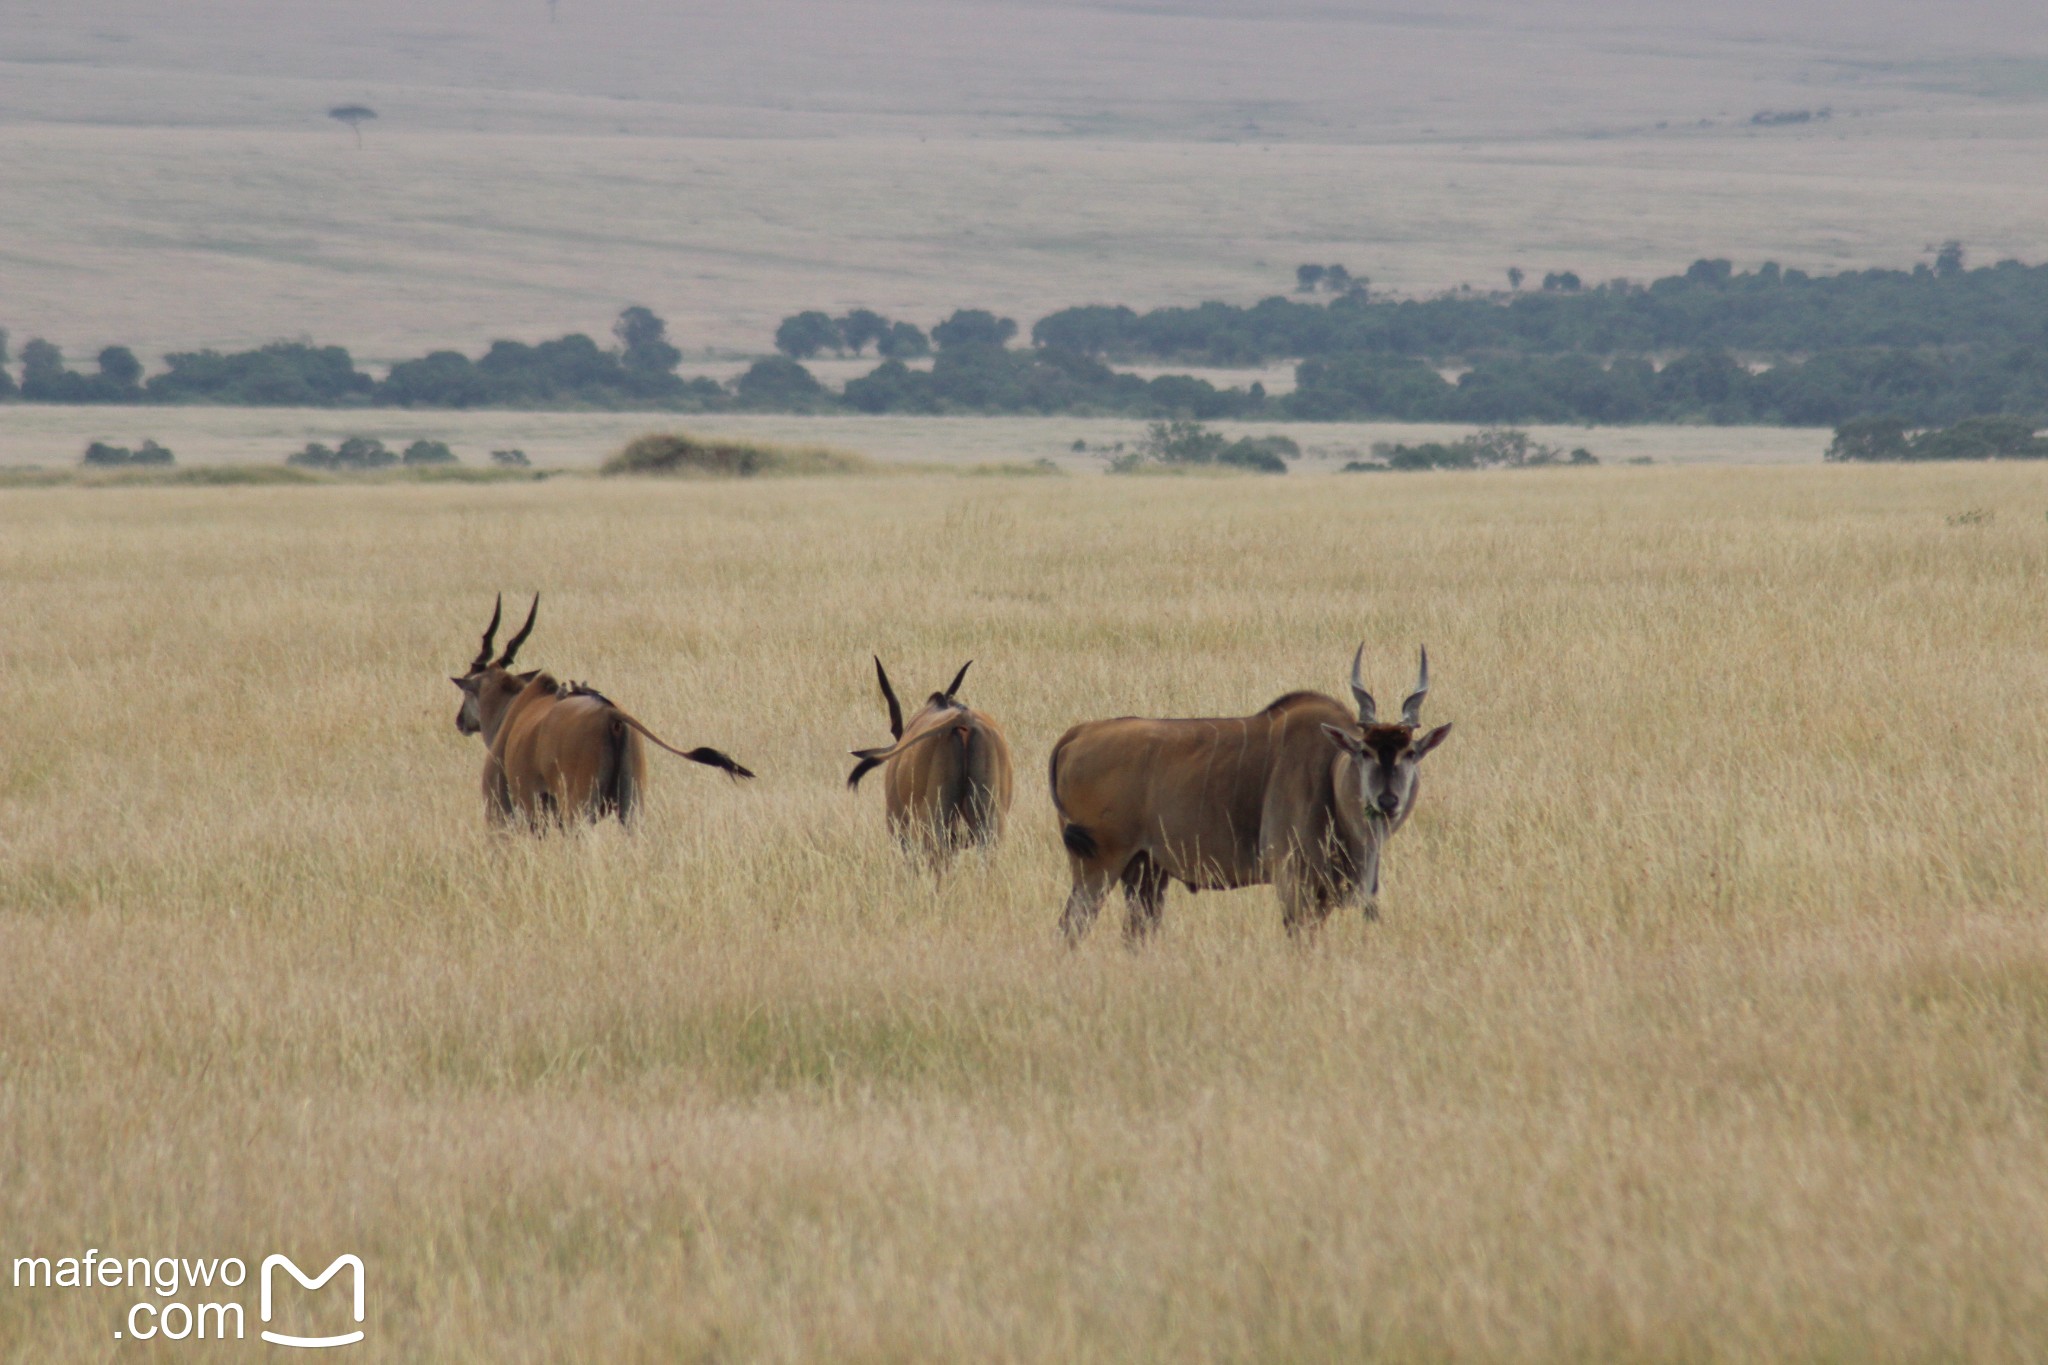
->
847;657;1014;860
1047;647;1450;942
450;595;753;829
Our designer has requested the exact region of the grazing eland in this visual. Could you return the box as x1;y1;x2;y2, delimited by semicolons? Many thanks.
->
450;595;753;829
847;657;1014;860
1047;647;1450;942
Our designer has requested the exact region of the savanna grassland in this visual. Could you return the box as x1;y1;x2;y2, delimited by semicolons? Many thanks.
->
4;465;2047;1361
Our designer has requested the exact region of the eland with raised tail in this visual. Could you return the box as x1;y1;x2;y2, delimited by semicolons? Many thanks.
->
450;595;753;829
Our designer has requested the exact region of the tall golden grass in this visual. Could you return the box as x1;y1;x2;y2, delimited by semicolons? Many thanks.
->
3;466;2046;1360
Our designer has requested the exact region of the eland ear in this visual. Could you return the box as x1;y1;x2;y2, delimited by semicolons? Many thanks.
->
450;675;477;691
1413;723;1452;758
1320;722;1364;754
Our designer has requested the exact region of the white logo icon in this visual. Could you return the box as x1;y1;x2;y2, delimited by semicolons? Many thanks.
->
258;1254;364;1349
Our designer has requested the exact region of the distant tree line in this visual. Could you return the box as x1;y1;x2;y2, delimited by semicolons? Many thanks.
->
2;309;731;410
4;250;2046;428
1029;251;2032;363
1283;346;2048;426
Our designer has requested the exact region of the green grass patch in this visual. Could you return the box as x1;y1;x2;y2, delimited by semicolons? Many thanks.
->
601;432;872;478
0;464;321;488
960;459;1066;477
0;464;553;489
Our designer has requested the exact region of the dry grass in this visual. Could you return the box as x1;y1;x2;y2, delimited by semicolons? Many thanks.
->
4;466;2048;1360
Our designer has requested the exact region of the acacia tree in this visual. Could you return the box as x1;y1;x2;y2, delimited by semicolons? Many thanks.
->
98;346;143;390
876;321;929;358
774;311;840;359
837;309;889;354
929;309;1017;350
614;306;681;374
329;105;378;147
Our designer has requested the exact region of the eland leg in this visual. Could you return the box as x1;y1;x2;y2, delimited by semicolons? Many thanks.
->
1120;853;1168;947
1280;876;1338;940
1059;863;1117;946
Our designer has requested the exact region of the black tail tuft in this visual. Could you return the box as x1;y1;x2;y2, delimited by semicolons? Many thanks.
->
1061;823;1099;859
682;747;754;781
846;752;886;790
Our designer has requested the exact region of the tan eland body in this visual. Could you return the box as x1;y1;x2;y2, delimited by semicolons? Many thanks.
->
1049;647;1450;942
450;596;752;830
847;658;1014;860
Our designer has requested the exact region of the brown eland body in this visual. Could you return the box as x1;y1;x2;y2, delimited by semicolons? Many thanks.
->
450;595;753;830
847;658;1014;860
1048;647;1450;942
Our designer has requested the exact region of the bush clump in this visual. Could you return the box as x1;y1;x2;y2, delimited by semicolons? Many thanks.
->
402;439;458;465
1343;428;1596;472
287;435;398;470
1107;420;1295;474
490;448;530;467
601;432;871;477
81;439;174;467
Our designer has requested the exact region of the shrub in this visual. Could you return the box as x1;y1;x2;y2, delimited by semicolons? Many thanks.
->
287;436;397;470
1138;419;1226;465
81;439;174;467
401;439;458;465
335;436;396;469
1108;420;1291;474
1349;428;1587;472
490;448;531;467
1218;434;1299;472
601;432;870;477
